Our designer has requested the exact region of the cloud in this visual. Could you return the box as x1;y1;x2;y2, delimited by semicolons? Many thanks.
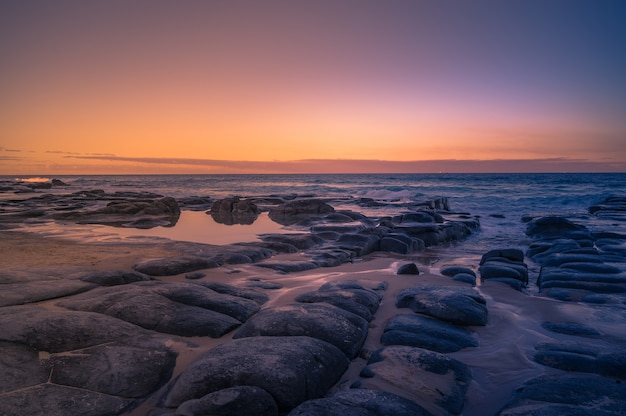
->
46;150;81;155
0;147;22;152
65;155;626;173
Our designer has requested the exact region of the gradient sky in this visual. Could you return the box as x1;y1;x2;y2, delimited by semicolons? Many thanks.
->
1;0;625;174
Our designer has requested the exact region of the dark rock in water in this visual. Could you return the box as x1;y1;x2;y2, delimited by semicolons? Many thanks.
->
80;270;151;286
133;256;218;276
176;386;279;416
527;239;583;263
255;260;319;273
308;248;354;267
288;389;433;416
354;346;472;415
441;266;476;278
0;384;131;416
49;339;176;398
453;273;477;286
589;196;626;221
51;178;69;186
336;232;380;256
210;197;259;225
259;233;324;250
480;248;524;264
380;233;425;254
498;374;626;415
396;285;488;326
541;252;604;267
381;314;479;353
177;196;213;211
269;199;335;225
525;216;591;240
164;336;349;411
482;277;525;291
397;263;420;275
541;321;602;337
533;342;626;379
233;303;368;359
295;282;381;321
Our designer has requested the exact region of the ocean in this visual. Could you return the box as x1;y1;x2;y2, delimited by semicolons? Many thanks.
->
8;172;626;278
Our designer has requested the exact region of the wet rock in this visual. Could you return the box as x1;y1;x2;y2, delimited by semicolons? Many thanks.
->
308;248;355;267
380;234;425;254
210;197;259;225
259;233;324;250
269;199;335;225
133;256;218;276
288;389;433;416
0;341;50;393
453;273;477;286
353;346;472;415
255;260;319;273
295;283;380;322
49;339;176;398
195;281;269;305
233;303;368;359
589;196;626;221
80;270;152;286
533;342;626;378
441;266;476;278
479;249;528;285
58;283;245;337
336;232;380;256
0;384;131;416
381;314;479;353
164;336;349;411
177;196;213;211
498;374;626;415
541;321;602;337
397;263;420;275
0;279;96;307
51;178;69;186
396;285;488;326
525;216;591;240
176;386;279;416
0;306;147;352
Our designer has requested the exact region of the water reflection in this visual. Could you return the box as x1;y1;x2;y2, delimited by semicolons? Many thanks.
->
112;211;288;245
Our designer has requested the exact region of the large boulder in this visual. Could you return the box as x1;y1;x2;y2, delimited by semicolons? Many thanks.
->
164;336;349;411
176;386;279;416
396;285;488;326
381;314;479;353
233;303;368;359
269;199;335;225
210;197;259;225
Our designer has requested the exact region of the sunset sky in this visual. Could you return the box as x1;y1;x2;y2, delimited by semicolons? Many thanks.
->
1;0;625;174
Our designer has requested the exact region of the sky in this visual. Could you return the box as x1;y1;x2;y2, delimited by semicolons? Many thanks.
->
1;0;625;174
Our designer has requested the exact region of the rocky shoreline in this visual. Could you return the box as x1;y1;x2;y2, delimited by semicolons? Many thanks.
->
1;179;625;415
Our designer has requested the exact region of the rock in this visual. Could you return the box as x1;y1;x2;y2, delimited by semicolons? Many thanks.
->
453;273;477;286
51;178;69;186
0;279;96;307
0;384;131;416
259;233;324;250
533;342;626;378
80;270;151;286
480;248;524;264
397;263;420;275
133;256;218;276
589;196;626;221
354;346;472;415
176;386;279;416
381;314;479;352
288;389;433;416
255;261;319;273
210;197;259;225
380;234;425;254
0;306;147;352
541;322;602;337
195;281;269;305
295;282;381;321
440;266;476;278
525;216;591;240
58;284;245;337
498;374;626;415
269;199;335;225
336;232;380;256
49;340;176;398
0;341;50;393
177;196;213;211
479;249;528;285
164;336;349;411
396;285;488;326
233;303;368;359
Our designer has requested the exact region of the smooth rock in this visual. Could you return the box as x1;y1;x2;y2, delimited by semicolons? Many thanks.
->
176;386;279;416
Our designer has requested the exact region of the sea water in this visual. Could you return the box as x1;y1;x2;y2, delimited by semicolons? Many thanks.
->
8;172;626;274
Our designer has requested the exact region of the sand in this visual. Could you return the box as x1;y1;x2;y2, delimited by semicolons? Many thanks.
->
2;229;625;415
